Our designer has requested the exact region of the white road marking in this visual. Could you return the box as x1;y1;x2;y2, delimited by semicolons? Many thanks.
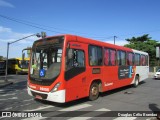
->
68;117;92;120
113;117;137;120
25;105;54;111
68;108;111;120
22;117;48;120
1;93;16;96
23;99;33;102
4;107;13;110
20;103;31;107
95;108;111;111
0;97;18;101
59;104;92;111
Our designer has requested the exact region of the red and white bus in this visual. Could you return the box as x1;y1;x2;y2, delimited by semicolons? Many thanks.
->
27;34;149;103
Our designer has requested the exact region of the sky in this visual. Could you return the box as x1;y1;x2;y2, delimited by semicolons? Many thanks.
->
0;0;160;58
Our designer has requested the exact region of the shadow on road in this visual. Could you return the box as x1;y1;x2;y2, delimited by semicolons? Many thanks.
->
149;103;160;120
100;81;146;97
35;81;146;108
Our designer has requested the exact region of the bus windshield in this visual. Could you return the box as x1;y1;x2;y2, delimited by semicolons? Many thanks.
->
30;37;64;80
19;60;29;69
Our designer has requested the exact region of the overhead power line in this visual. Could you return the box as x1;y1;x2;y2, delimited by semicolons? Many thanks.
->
0;14;110;38
0;14;62;34
0;14;160;40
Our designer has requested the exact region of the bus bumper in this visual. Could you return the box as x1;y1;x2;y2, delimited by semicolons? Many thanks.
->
27;87;65;103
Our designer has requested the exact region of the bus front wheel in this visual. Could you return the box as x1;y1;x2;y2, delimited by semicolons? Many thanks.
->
89;82;99;101
133;76;139;87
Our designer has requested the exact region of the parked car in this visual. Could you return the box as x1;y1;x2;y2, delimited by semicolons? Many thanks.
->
154;69;160;79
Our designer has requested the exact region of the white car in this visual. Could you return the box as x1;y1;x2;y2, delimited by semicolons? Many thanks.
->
154;69;160;79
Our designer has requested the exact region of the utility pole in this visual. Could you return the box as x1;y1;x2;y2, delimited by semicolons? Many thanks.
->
114;36;117;45
5;33;43;82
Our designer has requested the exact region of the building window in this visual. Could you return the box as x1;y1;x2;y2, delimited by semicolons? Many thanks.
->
89;45;102;66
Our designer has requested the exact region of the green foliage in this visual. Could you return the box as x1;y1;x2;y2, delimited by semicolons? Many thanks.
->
124;34;159;66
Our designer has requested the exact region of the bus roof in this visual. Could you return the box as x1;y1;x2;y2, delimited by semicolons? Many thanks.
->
35;34;148;54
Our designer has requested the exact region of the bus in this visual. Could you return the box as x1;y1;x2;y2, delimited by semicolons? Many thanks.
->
8;57;29;74
27;34;149;103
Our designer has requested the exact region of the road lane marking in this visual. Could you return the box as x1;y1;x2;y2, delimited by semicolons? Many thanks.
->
1;93;16;96
20;103;31;107
23;99;33;102
68;117;92;120
113;117;137;120
95;108;111;111
4;107;13;110
0;97;18;101
22;117;48;120
59;104;92;111
25;105;54;111
68;108;111;120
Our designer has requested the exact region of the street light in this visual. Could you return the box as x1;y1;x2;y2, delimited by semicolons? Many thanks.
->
114;36;117;45
5;32;43;82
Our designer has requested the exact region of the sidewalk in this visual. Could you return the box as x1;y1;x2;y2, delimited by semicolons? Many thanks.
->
148;72;154;78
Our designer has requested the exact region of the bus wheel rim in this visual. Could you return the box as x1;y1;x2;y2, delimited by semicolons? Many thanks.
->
91;87;98;96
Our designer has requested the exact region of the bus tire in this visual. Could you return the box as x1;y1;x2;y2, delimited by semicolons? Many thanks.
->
89;82;99;101
133;76;139;88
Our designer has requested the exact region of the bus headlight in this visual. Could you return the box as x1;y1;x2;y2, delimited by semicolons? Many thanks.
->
51;82;61;92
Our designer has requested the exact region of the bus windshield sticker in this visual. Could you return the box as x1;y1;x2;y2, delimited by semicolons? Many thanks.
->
39;69;45;77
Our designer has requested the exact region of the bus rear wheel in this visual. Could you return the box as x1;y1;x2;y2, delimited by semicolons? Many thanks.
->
89;82;99;101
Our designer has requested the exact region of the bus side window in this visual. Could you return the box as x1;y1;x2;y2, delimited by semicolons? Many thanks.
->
104;48;109;65
104;48;116;66
117;50;126;66
135;53;140;66
89;45;102;66
146;55;148;66
127;52;134;66
141;54;146;66
66;49;85;71
110;49;116;66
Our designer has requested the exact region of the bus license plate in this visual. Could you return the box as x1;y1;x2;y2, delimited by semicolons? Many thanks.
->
35;95;42;99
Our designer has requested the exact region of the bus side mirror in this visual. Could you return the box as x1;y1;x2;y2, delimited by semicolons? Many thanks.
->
22;53;25;60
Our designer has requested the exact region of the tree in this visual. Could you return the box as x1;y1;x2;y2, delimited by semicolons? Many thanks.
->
124;34;159;66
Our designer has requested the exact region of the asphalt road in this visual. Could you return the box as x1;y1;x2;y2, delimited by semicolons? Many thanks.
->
0;75;160;120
